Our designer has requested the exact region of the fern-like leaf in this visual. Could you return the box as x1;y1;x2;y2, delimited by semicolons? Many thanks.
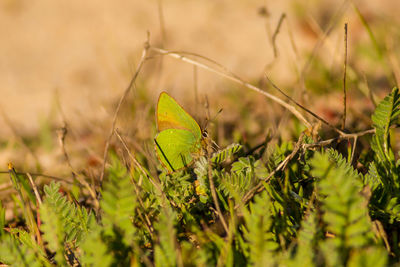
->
288;211;318;267
371;87;400;165
8;228;48;261
42;181;95;246
101;154;137;246
242;191;279;266
154;206;178;267
347;247;387;267
212;143;242;164
40;201;67;266
311;150;374;265
0;234;50;267
80;228;113;267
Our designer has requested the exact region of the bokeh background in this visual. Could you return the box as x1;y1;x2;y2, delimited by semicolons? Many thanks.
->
0;0;399;176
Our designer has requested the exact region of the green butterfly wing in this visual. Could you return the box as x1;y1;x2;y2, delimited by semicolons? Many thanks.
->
155;129;202;172
157;92;202;140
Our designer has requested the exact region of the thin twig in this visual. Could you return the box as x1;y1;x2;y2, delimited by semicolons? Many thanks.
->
57;125;99;210
99;37;150;186
361;72;377;108
342;23;348;130
157;0;167;45
237;127;376;207
26;173;42;205
272;13;286;58
303;128;375;149
149;46;312;129
207;139;229;235
351;136;358;164
114;129;174;208
114;130;154;235
0;171;73;184
300;0;348;78
239;133;305;208
265;75;345;135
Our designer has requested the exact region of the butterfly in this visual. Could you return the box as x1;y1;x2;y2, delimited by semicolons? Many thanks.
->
154;92;204;173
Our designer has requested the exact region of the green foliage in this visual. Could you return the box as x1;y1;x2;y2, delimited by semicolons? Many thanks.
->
219;156;268;200
211;143;242;164
242;191;278;266
42;182;95;245
0;201;4;237
3;88;400;266
100;154;137;245
0;234;50;267
80;228;113;267
40;199;67;266
311;149;376;266
154;206;178;267
288;211;318;267
371;87;400;168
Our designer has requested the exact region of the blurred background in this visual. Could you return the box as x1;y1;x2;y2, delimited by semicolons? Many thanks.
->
0;0;399;178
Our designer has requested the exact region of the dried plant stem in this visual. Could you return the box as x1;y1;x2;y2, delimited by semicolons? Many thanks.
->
99;38;150;186
114;129;175;208
114;130;154;235
342;23;348;130
265;75;346;135
207;140;229;235
57;126;99;210
272;13;286;58
0;171;72;184
149;46;312;129
157;0;167;45
239;133;305;208
350;136;358;164
239;127;376;207
26;173;42;205
303;128;375;149
300;0;348;78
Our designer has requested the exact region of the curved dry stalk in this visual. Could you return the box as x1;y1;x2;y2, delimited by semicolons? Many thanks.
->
99;38;151;187
238;127;376;208
0;171;73;184
207;139;229;235
149;46;312;129
265;75;346;135
57;125;99;210
238;133;305;208
303;128;375;149
342;23;349;130
271;13;286;58
114;129;176;209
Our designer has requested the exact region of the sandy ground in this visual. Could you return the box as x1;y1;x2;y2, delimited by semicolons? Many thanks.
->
0;0;399;170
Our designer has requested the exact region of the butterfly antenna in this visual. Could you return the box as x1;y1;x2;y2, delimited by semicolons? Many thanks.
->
204;108;223;131
154;138;175;172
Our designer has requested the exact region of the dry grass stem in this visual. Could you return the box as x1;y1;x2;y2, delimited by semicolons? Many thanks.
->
272;13;286;58
342;23;348;130
26;173;42;205
99;38;150;186
57;125;99;210
239;133;305;208
150;46;312;129
114;129;174;208
265;75;346;135
207;140;229;235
